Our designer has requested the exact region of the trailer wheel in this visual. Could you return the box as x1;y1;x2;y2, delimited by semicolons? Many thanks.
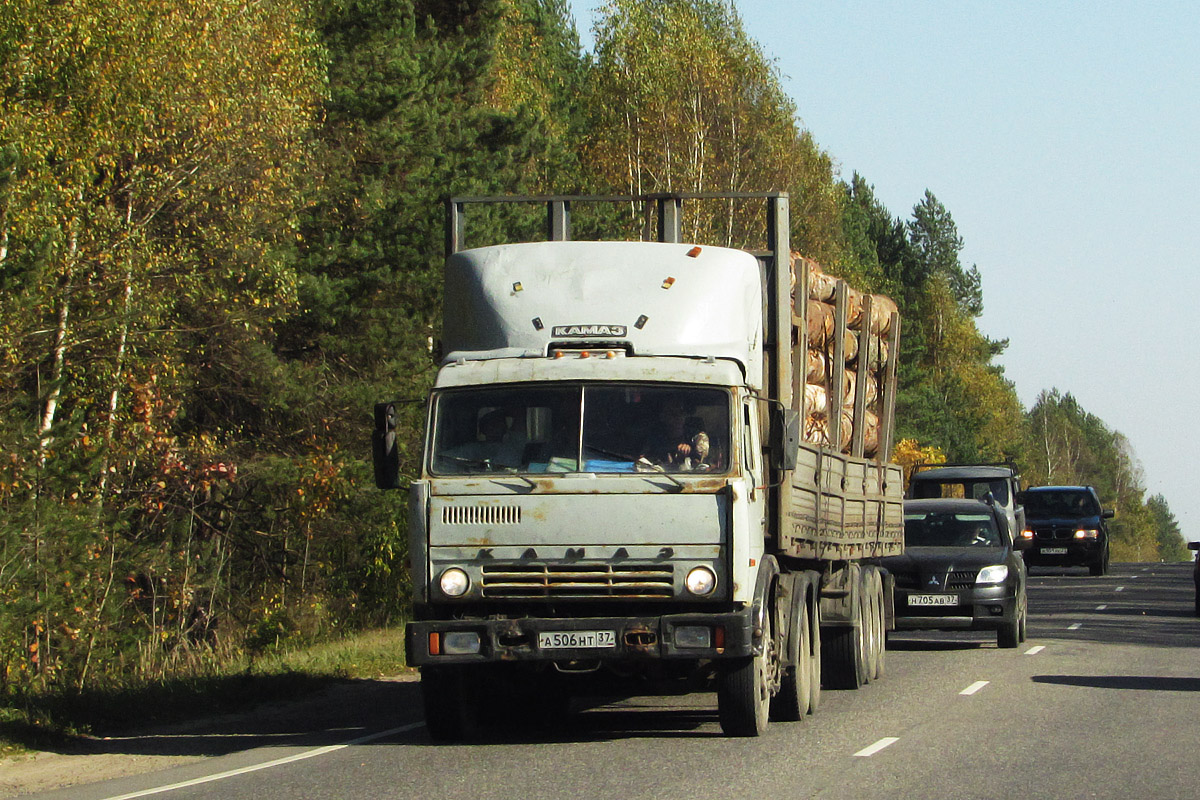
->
421;666;476;742
807;590;821;714
869;568;886;681
860;571;878;684
719;606;773;736
822;575;867;690
770;575;811;722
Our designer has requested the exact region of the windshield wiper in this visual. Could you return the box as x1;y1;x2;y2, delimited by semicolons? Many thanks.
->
634;457;685;491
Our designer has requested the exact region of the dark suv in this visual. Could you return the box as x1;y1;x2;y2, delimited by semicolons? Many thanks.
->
1021;486;1113;576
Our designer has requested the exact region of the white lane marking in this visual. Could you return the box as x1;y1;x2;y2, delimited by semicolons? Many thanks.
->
100;722;425;800
1068;623;1082;630
1115;586;1125;592
1096;604;1107;611
960;681;989;696
1025;645;1045;655
854;737;900;757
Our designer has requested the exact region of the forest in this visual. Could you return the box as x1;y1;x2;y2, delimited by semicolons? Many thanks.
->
0;0;1187;702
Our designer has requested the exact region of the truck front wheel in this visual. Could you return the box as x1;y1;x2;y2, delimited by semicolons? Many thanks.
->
718;609;773;736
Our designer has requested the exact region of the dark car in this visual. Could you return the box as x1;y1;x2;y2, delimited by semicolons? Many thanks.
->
878;498;1030;648
1188;541;1199;616
1021;485;1113;576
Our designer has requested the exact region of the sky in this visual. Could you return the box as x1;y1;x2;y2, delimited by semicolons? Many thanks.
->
567;1;1200;543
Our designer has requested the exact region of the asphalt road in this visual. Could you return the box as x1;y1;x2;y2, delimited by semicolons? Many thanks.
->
20;562;1200;800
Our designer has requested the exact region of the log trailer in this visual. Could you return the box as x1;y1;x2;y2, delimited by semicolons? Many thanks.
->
373;193;904;738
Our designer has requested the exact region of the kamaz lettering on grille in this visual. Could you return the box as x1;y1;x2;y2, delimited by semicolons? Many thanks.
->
551;324;627;337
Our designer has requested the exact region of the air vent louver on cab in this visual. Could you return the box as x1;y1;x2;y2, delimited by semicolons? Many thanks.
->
441;505;522;525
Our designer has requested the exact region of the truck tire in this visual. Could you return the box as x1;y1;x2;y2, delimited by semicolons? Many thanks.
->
421;666;476;742
808;594;821;713
718;606;772;736
860;569;880;684
822;572;867;690
770;575;811;722
868;568;886;681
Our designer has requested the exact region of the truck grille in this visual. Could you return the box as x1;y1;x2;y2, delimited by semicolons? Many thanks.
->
481;564;674;599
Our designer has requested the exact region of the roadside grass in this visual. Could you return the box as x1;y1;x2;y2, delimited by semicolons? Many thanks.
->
0;626;412;758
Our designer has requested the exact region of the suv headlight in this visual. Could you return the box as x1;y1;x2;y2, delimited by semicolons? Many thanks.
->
1074;528;1100;539
976;565;1009;585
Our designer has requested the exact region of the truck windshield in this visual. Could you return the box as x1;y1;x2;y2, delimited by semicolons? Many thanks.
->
430;384;731;475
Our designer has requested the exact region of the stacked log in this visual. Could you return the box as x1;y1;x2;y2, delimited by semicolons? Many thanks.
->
791;254;897;458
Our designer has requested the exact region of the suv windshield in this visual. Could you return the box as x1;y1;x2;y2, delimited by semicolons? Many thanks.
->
1024;490;1099;518
904;512;1001;548
430;384;730;475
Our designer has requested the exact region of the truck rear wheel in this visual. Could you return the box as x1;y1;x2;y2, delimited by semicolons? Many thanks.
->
808;595;821;713
822;573;868;690
770;575;812;722
719;607;773;736
867;568;886;681
860;570;878;684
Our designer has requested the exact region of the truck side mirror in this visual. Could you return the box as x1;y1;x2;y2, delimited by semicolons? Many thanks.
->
1014;490;1026;505
373;402;403;489
769;407;799;471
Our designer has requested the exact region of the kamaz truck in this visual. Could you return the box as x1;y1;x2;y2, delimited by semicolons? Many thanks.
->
373;193;905;738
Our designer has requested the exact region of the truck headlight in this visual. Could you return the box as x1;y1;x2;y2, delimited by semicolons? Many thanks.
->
439;568;470;597
685;566;717;596
976;565;1009;585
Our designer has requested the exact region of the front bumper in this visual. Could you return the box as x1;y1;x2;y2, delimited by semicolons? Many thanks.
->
406;609;755;667
892;585;1017;632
